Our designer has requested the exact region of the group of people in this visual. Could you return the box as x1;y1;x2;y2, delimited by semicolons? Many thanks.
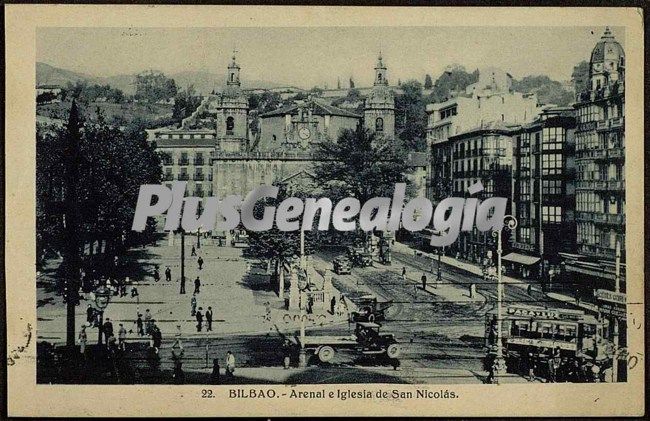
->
191;298;214;332
516;348;602;383
329;295;348;317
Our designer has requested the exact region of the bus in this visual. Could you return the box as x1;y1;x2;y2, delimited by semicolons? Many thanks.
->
485;305;612;377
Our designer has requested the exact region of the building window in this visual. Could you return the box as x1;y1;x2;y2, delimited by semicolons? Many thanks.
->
542;206;562;223
542;153;562;175
375;117;384;132
226;116;235;135
542;127;564;150
542;180;562;195
518;227;531;243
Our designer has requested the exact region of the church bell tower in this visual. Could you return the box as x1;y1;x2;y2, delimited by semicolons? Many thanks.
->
364;52;395;139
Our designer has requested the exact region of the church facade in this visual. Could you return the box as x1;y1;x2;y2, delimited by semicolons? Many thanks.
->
148;52;397;202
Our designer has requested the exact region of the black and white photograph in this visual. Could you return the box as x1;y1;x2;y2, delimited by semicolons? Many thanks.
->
32;24;630;386
4;4;645;418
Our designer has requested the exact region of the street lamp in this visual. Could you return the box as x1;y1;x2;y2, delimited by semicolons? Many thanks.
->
94;285;111;345
490;215;518;378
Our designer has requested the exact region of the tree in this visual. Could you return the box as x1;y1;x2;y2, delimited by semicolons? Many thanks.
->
424;74;433;89
37;103;162;287
428;65;479;103
245;183;317;288
512;75;573;106
395;80;428;151
313;126;413;245
172;85;202;122
134;70;178;103
571;60;590;95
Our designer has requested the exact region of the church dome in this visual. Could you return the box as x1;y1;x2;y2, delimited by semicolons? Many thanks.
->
590;27;625;64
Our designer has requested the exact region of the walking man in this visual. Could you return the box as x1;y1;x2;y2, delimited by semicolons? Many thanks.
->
136;313;144;336
144;309;152;335
180;276;186;294
194;276;201;294
103;317;114;345
198;256;204;271
118;323;127;351
211;358;221;384
421;273;427;290
330;295;336;315
196;307;203;332
191;245;197;257
165;266;172;282
153;266;160;283
78;325;88;357
206;306;213;332
86;304;95;327
226;351;236;377
191;293;197;316
401;266;407;281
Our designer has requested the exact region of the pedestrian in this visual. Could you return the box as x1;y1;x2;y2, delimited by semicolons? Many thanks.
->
191;293;197;316
165;266;172;282
131;286;139;298
307;295;314;314
330;296;336;315
180;276;186;294
401;266;407;281
171;324;183;349
173;359;185;385
153;266;160;283
191;245;197;257
103;317;114;345
421;273;427;290
527;284;533;295
206;306;213;332
198;256;204;271
151;323;162;353
527;352;537;381
144;309;152;335
226;351;236;377
136;313;144;336
78;325;87;356
211;358;221;384
196;307;203;332
194;276;201;294
86;304;95;327
118;323;127;351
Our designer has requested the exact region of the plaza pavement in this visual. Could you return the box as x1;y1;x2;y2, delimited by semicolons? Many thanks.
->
37;235;348;345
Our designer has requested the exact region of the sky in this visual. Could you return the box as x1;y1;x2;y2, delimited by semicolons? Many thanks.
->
36;26;624;89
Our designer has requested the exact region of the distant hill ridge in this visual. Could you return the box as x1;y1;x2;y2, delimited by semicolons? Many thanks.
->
36;62;285;95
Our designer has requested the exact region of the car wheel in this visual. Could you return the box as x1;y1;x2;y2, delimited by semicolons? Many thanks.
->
386;343;400;358
318;346;335;362
368;314;376;323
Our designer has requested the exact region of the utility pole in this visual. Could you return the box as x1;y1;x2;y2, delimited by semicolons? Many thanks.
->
180;229;185;294
612;240;621;382
63;100;82;348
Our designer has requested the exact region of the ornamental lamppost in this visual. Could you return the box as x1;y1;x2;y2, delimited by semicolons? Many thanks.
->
490;214;518;377
94;285;111;345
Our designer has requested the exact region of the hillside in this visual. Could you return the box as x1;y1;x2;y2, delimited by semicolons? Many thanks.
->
36;62;284;95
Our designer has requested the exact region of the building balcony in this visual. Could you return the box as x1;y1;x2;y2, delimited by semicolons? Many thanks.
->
576;180;607;190
610;117;624;128
596;120;609;131
194;159;205;166
193;174;205;181
178;159;190;166
608;147;624;160
579;149;607;160
512;241;537;253
178;174;190;181
608;180;625;191
576;211;596;222
577;211;625;226
578;243;616;260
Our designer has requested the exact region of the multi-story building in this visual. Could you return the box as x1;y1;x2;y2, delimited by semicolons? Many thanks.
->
510;107;577;281
426;67;541;204
446;121;516;261
563;27;626;294
574;27;626;261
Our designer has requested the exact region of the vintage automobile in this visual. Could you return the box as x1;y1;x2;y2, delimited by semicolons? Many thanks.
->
333;256;352;275
298;322;401;363
346;246;374;268
350;295;394;322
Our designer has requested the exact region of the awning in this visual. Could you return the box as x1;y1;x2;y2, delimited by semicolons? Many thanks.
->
501;252;540;265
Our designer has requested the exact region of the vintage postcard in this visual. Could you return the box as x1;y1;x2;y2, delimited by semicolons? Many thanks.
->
4;4;645;417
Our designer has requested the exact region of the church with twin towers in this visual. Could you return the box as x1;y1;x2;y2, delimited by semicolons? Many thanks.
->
147;51;399;201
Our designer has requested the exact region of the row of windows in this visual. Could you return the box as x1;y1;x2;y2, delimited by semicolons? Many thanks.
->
576;163;624;181
542;127;565;150
157;133;216;140
576;104;603;124
161;151;214;165
576;191;605;213
542;206;562;223
439;106;458;120
541;154;563;175
577;223;620;248
542;179;562;195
